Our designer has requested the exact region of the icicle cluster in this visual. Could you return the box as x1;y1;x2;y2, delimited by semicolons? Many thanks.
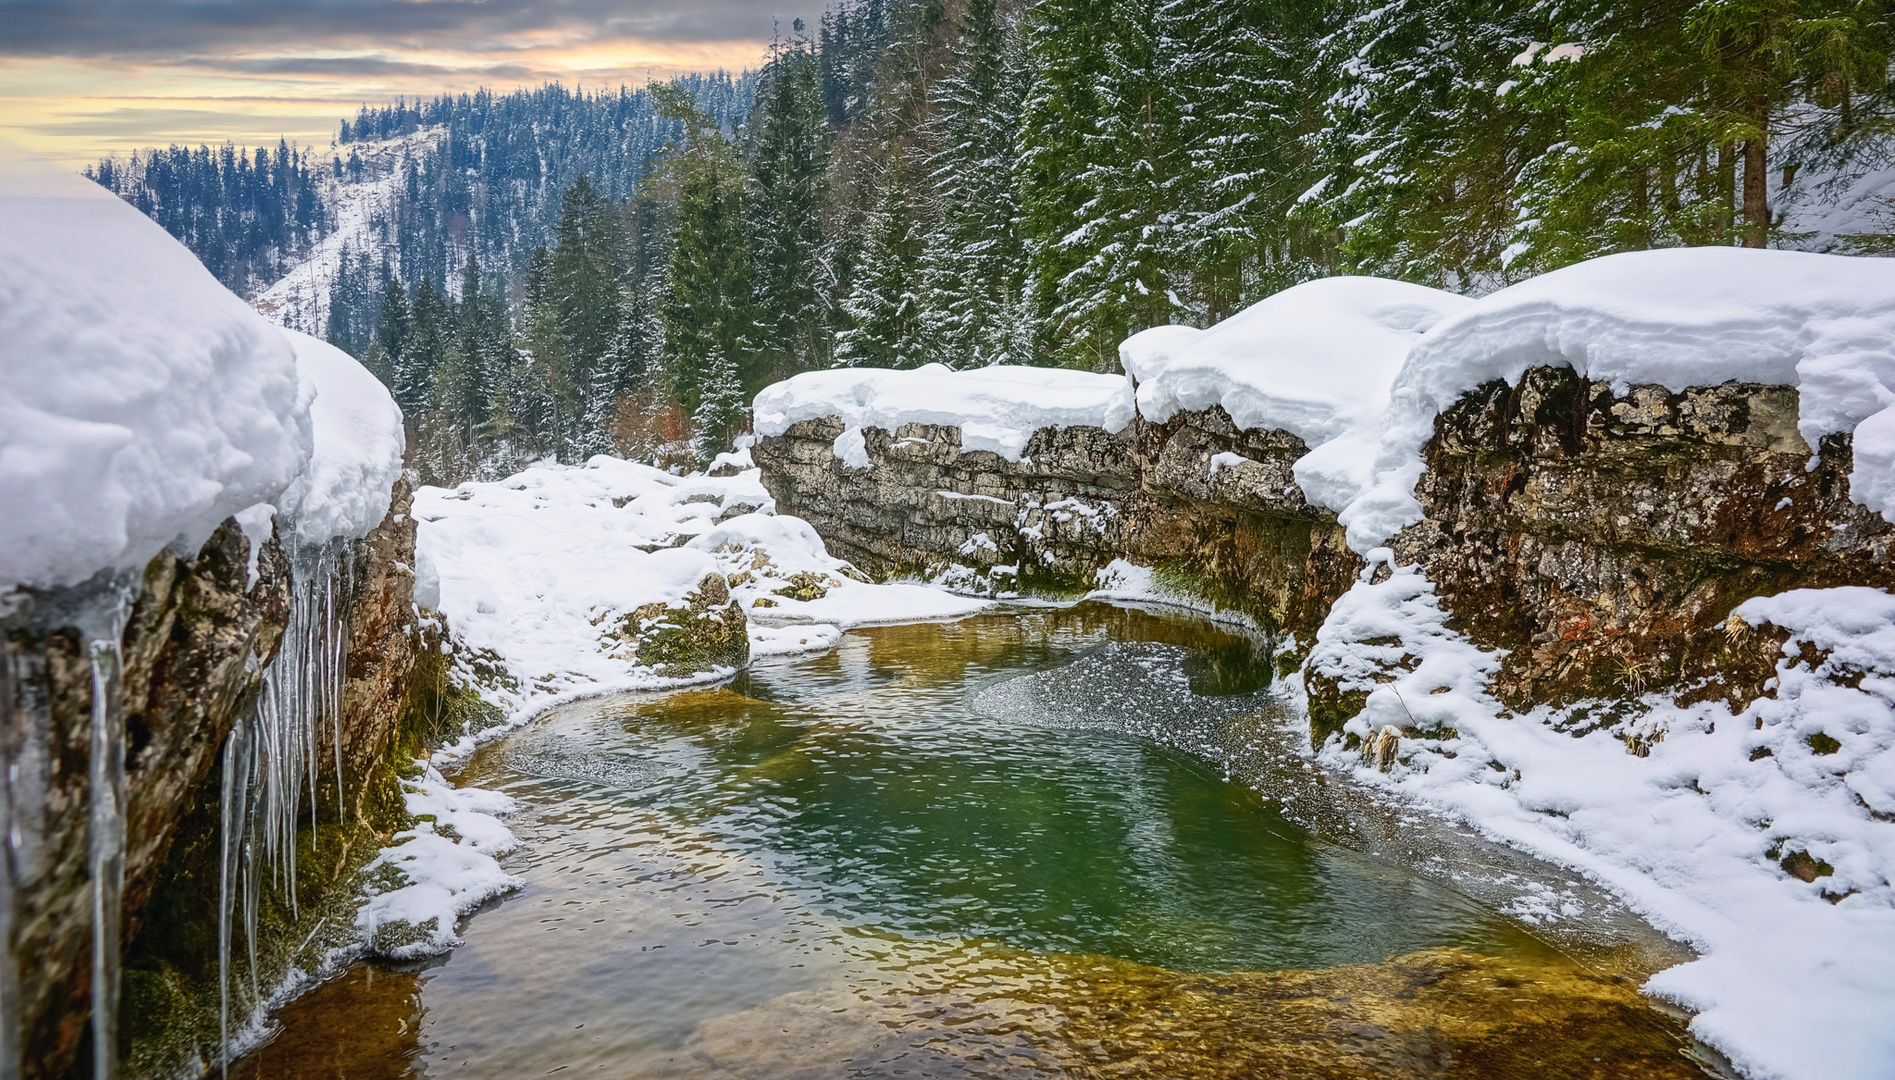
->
215;542;353;1071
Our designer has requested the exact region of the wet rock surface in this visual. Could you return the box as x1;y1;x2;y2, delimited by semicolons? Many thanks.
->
2;522;291;1078
1126;406;1362;641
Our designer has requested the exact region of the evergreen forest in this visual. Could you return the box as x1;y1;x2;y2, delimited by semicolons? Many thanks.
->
92;0;1895;482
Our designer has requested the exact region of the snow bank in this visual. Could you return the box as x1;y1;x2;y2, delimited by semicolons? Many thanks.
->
1311;573;1895;1079
357;760;520;959
415;455;989;752
0;140;312;589
1125;276;1470;444
276;329;405;547
752;363;1133;462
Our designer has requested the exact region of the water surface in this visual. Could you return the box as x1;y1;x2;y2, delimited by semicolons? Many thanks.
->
238;604;1713;1078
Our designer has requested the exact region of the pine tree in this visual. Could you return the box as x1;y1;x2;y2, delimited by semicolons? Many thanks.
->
917;0;1034;367
656;84;763;409
1019;0;1186;369
1165;0;1330;319
1302;0;1547;285
691;346;748;461
549;174;629;398
364;275;412;391
836;158;926;368
747;39;832;379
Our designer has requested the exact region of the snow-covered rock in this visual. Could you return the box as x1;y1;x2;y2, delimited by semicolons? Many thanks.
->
753;362;1133;463
0;140;313;589
1125;275;1471;444
277;329;406;547
1341;247;1895;550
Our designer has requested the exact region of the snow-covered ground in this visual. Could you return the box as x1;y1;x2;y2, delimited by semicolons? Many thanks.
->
414;448;992;760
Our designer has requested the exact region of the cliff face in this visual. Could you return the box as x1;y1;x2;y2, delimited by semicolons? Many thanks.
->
755;369;1890;728
753;416;1139;593
1399;368;1893;711
1126;406;1362;644
0;483;422;1080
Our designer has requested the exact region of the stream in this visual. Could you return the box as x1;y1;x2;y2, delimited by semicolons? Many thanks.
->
235;602;1719;1078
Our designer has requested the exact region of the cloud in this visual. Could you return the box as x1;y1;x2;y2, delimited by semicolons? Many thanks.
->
7;105;340;140
0;0;824;57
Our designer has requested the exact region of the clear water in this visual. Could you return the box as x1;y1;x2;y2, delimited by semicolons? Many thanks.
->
236;604;1712;1079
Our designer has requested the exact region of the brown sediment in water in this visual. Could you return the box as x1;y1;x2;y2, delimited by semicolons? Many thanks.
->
239;936;1706;1079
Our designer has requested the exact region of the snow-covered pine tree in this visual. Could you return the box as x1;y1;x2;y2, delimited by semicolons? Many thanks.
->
1301;0;1552;286
835;156;927;368
916;0;1034;368
746;36;833;381
1507;0;1893;266
1022;0;1185;369
1164;0;1329;321
691;346;748;462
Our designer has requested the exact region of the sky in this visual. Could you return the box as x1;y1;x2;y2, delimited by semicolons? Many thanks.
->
0;0;825;169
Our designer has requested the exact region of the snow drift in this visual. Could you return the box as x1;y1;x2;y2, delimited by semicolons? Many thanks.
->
277;329;406;548
0;142;410;592
0;140;313;589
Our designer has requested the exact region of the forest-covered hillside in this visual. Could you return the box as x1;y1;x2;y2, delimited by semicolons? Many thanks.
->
92;0;1895;482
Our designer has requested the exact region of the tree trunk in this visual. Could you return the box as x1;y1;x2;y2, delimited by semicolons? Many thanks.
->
1742;136;1770;248
1742;98;1770;248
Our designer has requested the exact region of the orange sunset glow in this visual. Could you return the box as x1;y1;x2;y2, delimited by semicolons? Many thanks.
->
0;1;820;168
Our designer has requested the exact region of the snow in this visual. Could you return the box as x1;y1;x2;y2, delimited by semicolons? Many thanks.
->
0;139;313;590
1126;276;1471;447
357;760;520;959
276;329;405;547
252;129;441;335
752;362;1133;462
1308;571;1895;1080
414;455;990;755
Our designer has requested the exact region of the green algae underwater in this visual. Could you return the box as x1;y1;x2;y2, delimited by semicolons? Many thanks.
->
236;605;1719;1079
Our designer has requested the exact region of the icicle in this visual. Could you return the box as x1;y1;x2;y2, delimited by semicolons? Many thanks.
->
88;634;126;1080
0;644;20;1080
215;715;251;1077
212;540;354;1069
